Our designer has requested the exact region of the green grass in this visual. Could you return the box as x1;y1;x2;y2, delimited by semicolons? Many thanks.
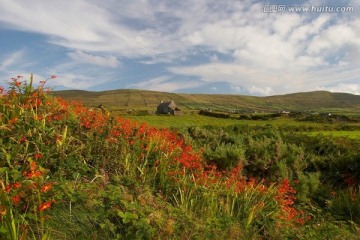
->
53;89;360;113
2;75;360;239
125;114;241;128
304;130;360;139
124;113;360;130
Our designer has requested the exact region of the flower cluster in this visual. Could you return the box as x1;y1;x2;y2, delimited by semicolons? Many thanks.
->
0;74;311;237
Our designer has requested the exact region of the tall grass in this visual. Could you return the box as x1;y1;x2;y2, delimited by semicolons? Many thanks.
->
0;75;359;239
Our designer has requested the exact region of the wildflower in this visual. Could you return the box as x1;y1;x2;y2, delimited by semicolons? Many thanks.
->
38;201;53;211
51;75;57;79
17;75;23;79
330;191;336;197
23;162;43;178
12;195;21;205
4;185;11;192
24;170;42;178
295;217;305;225
34;153;43;159
41;183;52;193
5;182;21;192
0;206;6;216
8;117;18;125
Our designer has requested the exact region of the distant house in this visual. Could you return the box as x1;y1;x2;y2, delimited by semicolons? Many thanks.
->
156;100;182;115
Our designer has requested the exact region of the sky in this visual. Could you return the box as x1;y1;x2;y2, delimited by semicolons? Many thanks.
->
0;0;359;96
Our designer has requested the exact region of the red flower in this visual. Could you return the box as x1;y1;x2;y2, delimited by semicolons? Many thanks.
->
38;201;53;211
4;182;21;192
8;117;18;125
12;195;21;205
41;183;52;193
24;170;42;178
12;182;21;189
34;153;43;159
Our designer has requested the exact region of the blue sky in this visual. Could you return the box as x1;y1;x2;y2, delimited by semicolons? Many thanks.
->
0;0;359;95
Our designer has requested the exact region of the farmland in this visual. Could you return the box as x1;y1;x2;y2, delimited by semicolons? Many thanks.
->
54;88;360;114
1;77;360;239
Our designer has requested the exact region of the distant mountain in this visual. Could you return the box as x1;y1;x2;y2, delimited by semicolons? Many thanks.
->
52;89;360;113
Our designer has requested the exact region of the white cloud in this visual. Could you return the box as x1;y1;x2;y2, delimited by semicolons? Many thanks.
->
169;62;303;93
247;85;273;96
67;51;121;68
51;73;98;89
0;0;359;94
127;76;203;92
318;83;360;95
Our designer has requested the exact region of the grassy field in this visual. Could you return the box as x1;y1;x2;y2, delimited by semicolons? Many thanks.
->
124;113;360;129
304;130;360;139
53;89;360;113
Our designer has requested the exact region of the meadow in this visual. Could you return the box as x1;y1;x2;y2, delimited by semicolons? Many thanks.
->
1;75;360;239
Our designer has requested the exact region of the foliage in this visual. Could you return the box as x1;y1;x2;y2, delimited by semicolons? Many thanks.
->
0;75;359;239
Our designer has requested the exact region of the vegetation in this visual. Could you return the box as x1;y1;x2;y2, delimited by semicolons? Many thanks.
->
53;88;360;114
1;75;360;239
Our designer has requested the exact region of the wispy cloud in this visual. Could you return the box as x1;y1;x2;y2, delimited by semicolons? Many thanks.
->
67;51;121;68
127;76;203;92
0;50;25;71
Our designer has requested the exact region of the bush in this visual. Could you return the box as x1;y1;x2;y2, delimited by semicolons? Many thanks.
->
198;110;230;118
203;144;246;170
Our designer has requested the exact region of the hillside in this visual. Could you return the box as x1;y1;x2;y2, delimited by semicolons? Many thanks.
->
52;89;360;113
2;77;360;239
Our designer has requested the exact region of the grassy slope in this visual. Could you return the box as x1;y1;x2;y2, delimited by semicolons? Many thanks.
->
53;89;360;113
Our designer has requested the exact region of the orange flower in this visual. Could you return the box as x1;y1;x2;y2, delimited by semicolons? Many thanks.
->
0;205;6;216
34;153;43;159
4;182;21;192
24;170;42;178
24;161;43;178
41;183;52;193
12;195;21;205
38;201;53;211
30;161;37;171
12;182;21;189
8;117;18;125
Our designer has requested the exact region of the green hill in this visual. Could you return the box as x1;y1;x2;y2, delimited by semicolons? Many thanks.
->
52;89;360;113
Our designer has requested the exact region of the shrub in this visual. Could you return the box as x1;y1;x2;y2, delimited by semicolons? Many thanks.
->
203;144;246;170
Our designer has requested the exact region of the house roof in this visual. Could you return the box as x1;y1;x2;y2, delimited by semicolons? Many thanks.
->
157;100;176;110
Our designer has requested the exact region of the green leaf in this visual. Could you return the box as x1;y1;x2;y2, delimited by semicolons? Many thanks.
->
0;226;7;234
0;167;9;174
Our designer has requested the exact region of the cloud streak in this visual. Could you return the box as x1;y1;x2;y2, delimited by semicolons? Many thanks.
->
67;51;121;68
127;75;203;92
